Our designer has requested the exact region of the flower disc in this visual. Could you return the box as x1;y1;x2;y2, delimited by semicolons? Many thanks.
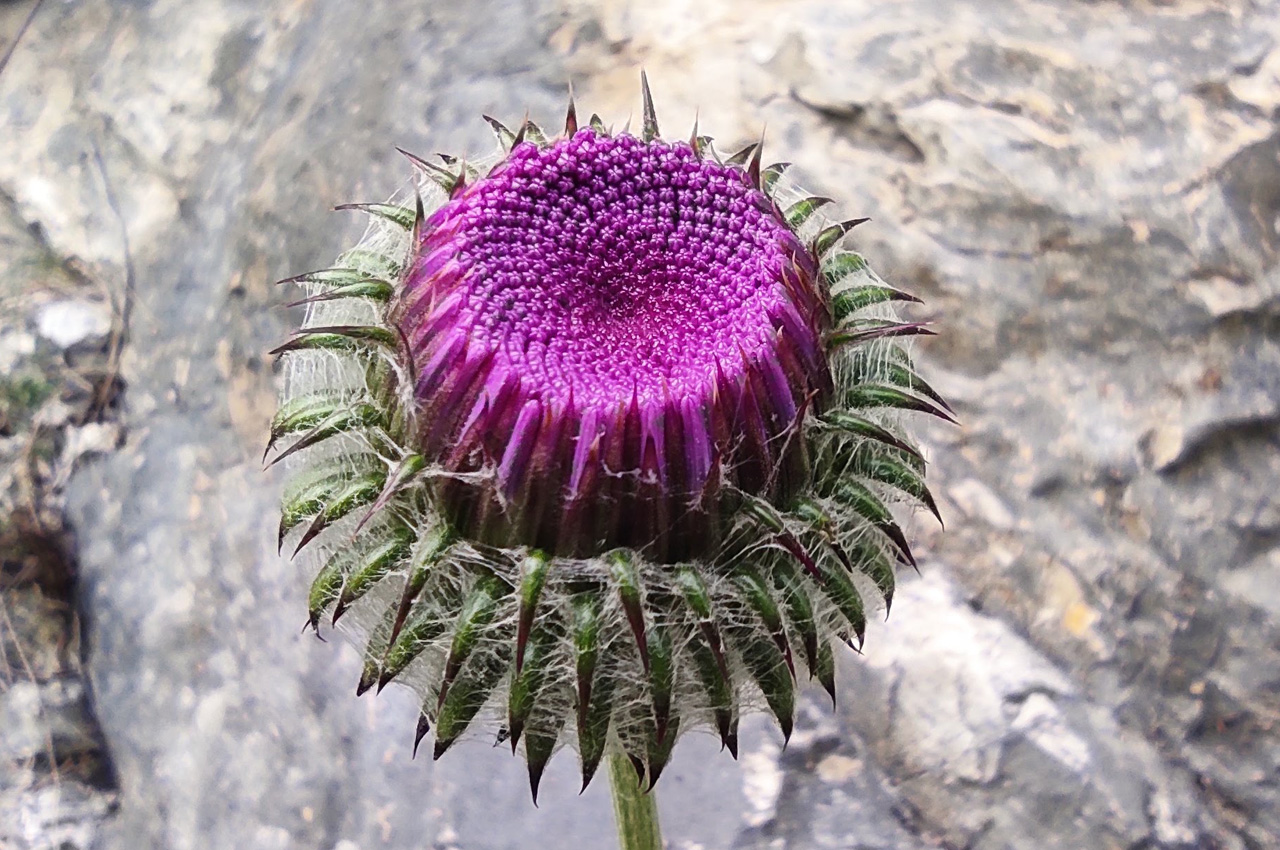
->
397;130;830;561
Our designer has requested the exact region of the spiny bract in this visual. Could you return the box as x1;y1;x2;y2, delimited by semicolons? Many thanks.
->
269;76;950;802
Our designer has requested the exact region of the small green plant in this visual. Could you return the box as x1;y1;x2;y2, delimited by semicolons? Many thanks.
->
269;76;947;848
1;372;54;433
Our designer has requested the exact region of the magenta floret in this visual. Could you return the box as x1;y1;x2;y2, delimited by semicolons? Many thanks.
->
395;130;830;559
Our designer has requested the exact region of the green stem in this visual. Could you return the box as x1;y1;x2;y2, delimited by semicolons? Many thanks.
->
607;752;663;850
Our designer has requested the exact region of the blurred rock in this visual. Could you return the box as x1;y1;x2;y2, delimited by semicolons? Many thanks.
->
1;10;121;846
0;329;35;374
0;0;1276;849
34;300;111;351
0;584;117;850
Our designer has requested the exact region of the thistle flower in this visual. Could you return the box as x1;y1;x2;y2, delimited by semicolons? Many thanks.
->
269;77;949;803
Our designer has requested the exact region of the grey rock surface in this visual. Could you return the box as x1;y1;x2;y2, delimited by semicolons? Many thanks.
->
34;300;113;351
1;6;120;842
1;0;1278;848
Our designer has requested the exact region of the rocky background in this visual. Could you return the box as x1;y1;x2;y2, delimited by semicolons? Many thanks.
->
2;0;1278;848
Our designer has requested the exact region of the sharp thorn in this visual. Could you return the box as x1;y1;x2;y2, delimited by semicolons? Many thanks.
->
482;115;516;151
413;713;431;758
565;84;578;135
640;70;659;141
513;111;530;147
292;512;326;557
396;146;433;173
529;762;547;806
449;159;468;198
748;128;764;187
412;186;425;243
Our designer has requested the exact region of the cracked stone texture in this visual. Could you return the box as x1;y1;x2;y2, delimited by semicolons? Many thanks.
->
1;0;1277;848
1;6;120;845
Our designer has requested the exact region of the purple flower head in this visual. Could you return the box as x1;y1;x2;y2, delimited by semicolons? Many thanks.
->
399;131;830;560
269;80;948;801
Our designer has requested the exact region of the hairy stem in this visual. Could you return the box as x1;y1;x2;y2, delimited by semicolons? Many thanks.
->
608;752;663;850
